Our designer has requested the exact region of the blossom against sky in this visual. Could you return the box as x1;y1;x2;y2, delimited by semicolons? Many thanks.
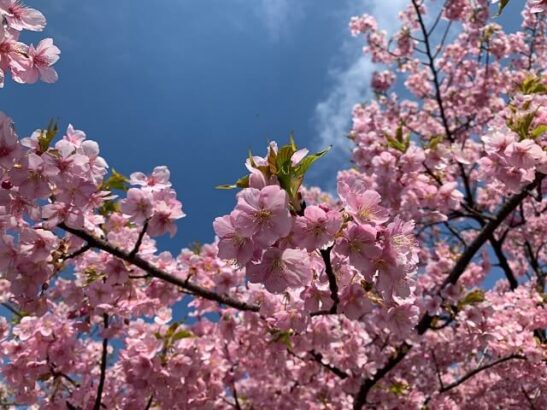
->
2;0;522;250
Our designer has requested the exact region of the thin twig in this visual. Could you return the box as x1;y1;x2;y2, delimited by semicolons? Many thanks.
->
1;302;23;317
439;355;525;394
93;314;109;410
64;244;91;260
129;219;149;258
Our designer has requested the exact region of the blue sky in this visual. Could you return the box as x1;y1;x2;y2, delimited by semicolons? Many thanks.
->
2;0;522;254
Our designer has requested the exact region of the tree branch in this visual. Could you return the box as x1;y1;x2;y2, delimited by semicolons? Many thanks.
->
59;223;260;313
129;219;149;258
352;343;411;410
489;236;518;290
310;351;349;379
93;314;109;410
417;173;543;334
438;354;525;394
411;0;452;142
353;173;543;408
320;247;339;314
63;244;91;260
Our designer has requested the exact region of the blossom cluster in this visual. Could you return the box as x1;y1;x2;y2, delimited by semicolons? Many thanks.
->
213;142;420;327
0;1;546;409
0;0;59;86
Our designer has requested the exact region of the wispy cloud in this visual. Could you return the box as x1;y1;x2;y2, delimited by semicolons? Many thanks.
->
252;0;306;42
310;0;407;182
314;55;375;152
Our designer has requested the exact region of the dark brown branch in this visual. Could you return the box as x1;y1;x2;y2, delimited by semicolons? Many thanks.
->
489;236;518;290
232;382;243;410
93;314;109;410
443;222;467;248
144;395;154;410
64;244;91;260
129;219;148;258
353;343;411;410
59;223;260;313
438;355;525;394
431;350;445;390
320;247;339;314
1;302;23;317
310;351;349;379
411;0;452;142
417;173;544;334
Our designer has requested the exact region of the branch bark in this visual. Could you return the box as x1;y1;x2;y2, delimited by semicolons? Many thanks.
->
93;314;109;410
59;223;260;313
320;247;339;314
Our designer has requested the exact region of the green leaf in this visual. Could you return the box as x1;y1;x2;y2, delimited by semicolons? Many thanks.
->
289;133;297;151
172;329;193;341
37;119;59;153
294;146;331;177
98;200;120;216
386;137;407;152
270;329;292;348
395;125;404;142
101;169;129;191
519;75;547;95
385;126;410;153
189;241;202;254
426;135;444;150
507;111;538;140
458;289;485;308
495;0;510;16
388;381;409;396
216;175;250;190
165;322;180;338
530;124;547;139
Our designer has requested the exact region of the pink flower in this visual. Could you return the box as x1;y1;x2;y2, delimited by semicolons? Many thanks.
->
63;124;86;147
234;185;292;246
0;0;46;31
213;212;254;264
339;283;374;320
130;166;171;190
0;112;19;167
437;182;464;210
19;228;58;261
371;70;395;93
385;304;419;337
335;223;382;275
292;206;342;251
504;140;544;169
13;38;59;84
148;199;184;237
9;152;56;198
529;0;547;13
344;189;389;225
246;248;311;293
121;188;153;223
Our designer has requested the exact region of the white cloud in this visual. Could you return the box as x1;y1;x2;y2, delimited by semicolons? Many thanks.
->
368;0;408;35
253;0;306;42
311;0;407;174
314;55;375;152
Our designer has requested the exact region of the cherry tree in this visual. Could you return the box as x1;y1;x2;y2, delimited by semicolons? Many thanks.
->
0;0;546;409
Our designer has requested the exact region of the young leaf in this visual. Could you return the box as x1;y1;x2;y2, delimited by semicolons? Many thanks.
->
216;175;250;190
495;0;510;16
294;146;331;177
530;124;547;139
458;289;485;308
37;119;59;153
